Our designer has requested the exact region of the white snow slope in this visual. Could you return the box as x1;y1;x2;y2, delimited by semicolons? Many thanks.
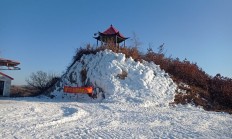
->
1;50;232;139
52;50;176;107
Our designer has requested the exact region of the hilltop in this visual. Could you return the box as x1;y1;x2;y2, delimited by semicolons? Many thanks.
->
51;49;176;107
1;46;232;138
49;45;232;114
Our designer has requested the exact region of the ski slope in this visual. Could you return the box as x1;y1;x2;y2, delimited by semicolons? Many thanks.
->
1;50;231;138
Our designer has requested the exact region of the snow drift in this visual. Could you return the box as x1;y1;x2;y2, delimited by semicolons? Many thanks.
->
51;50;177;106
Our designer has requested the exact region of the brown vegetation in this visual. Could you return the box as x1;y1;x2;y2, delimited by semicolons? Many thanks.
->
117;70;128;80
70;44;232;114
10;85;39;97
17;43;230;113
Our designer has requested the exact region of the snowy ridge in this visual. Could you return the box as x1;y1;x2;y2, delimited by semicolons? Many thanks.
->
52;50;177;106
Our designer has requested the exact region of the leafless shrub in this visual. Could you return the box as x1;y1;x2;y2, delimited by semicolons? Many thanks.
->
81;68;87;83
130;32;142;48
26;71;60;94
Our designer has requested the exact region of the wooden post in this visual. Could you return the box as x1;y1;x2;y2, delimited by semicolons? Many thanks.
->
100;36;103;46
115;35;117;47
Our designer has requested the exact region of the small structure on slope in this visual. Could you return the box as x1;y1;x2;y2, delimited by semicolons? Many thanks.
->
0;57;20;96
0;58;20;70
94;25;129;47
0;72;14;96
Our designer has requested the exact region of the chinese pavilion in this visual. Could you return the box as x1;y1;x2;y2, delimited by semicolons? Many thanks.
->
94;25;129;47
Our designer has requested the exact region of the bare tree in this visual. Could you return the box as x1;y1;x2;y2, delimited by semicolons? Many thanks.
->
130;32;142;48
26;71;60;93
158;43;165;54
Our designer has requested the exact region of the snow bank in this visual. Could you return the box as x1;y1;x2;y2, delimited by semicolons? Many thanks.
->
51;50;176;106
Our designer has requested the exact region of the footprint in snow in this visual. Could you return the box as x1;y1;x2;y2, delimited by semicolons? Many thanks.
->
99;104;111;111
61;107;78;117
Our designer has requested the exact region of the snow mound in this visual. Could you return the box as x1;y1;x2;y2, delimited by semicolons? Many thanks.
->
51;50;177;106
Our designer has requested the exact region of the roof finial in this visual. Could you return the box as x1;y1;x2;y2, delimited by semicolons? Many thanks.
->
110;24;113;27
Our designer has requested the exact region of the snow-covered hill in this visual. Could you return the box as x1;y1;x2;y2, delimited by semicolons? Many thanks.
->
51;50;176;106
1;50;232;138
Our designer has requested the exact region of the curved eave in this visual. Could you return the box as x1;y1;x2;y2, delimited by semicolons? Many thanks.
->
100;32;127;39
94;36;128;43
0;58;20;67
94;32;128;42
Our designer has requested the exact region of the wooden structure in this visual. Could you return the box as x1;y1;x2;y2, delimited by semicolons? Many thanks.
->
0;58;20;96
0;72;13;96
0;58;20;70
94;25;129;47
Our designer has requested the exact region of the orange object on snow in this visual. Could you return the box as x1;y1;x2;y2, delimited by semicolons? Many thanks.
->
64;86;93;94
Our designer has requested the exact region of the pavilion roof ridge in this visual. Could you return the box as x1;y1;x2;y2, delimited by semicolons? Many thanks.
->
102;24;119;35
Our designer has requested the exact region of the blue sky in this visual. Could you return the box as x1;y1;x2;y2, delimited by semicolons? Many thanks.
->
0;0;232;85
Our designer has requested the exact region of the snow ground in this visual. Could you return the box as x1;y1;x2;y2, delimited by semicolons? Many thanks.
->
1;97;232;139
1;50;231;138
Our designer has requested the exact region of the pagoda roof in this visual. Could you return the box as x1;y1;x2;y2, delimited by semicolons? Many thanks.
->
0;58;21;70
103;25;119;34
0;58;20;67
103;25;126;37
94;25;128;43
